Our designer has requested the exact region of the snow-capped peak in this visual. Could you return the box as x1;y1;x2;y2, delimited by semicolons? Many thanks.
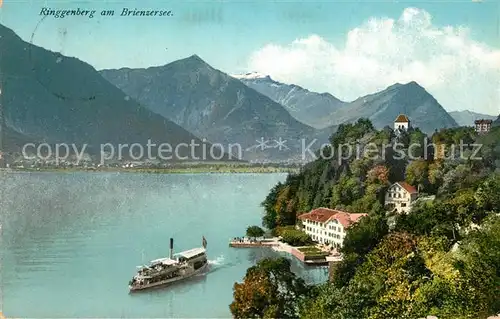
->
231;72;269;80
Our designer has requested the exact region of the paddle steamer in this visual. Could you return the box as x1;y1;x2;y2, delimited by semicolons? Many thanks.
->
129;236;208;292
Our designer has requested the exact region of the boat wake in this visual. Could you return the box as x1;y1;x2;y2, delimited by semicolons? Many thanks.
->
203;255;233;275
208;255;225;266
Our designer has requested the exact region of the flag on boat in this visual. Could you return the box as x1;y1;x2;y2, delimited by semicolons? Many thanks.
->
202;236;207;248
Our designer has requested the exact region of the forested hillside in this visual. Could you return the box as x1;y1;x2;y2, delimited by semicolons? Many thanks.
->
231;119;500;319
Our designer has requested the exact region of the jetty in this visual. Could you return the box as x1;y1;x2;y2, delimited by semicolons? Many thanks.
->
229;237;279;248
230;237;341;266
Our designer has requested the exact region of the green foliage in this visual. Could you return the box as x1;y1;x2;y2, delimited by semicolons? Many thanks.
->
474;173;500;212
475;126;500;171
242;118;500;319
302;220;500;318
274;225;296;236
427;160;445;190
230;257;309;319
332;213;389;287
261;175;301;229
432;127;476;145
341;213;389;257
280;228;313;247
260;119;403;233
351;157;374;181
330;174;363;208
369;127;394;145
383;145;407;182
405;159;429;191
408;128;428;159
453;215;500;316
439;164;476;195
297;246;329;259
299;284;374;319
246;225;265;238
330;118;375;148
397;173;500;237
261;182;283;229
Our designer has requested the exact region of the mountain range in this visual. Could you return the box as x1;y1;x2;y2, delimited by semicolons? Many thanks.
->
235;73;459;133
1;23;495;164
0;24;226;162
100;56;331;161
99;57;470;161
231;72;344;129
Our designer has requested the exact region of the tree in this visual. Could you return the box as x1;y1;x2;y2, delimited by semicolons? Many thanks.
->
246;225;265;238
347;232;431;319
332;213;389;287
395;201;459;240
439;164;479;196
230;257;308;319
261;182;283;229
366;165;390;185
230;268;277;318
474;173;500;213
330;118;375;150
408;128;427;159
449;188;483;225
252;122;500;319
475;126;500;171
351;158;374;181
405;159;429;192
330;175;363;208
299;284;373;319
428;160;445;190
452;215;500;317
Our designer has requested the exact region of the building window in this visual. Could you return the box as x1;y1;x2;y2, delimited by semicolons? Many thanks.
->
401;203;407;207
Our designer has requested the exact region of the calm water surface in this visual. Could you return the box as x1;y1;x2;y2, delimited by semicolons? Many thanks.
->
0;172;327;318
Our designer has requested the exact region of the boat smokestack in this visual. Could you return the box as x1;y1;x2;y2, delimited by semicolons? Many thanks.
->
169;238;174;259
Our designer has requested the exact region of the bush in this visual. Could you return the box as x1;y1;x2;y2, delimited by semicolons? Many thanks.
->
298;246;321;253
274;225;296;237
280;229;312;246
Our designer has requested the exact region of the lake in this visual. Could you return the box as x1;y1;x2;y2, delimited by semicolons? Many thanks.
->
0;172;327;318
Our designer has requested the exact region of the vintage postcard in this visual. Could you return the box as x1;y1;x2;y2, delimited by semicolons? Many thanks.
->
0;0;499;318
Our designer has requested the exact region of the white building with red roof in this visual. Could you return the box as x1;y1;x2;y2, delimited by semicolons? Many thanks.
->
385;181;419;214
297;208;367;247
394;114;411;131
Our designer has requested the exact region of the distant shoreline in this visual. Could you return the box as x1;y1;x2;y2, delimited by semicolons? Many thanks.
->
4;166;300;174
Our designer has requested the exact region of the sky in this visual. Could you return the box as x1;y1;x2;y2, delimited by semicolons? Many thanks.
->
0;0;499;115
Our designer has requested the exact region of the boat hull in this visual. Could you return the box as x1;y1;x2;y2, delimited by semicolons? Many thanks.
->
129;262;209;292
